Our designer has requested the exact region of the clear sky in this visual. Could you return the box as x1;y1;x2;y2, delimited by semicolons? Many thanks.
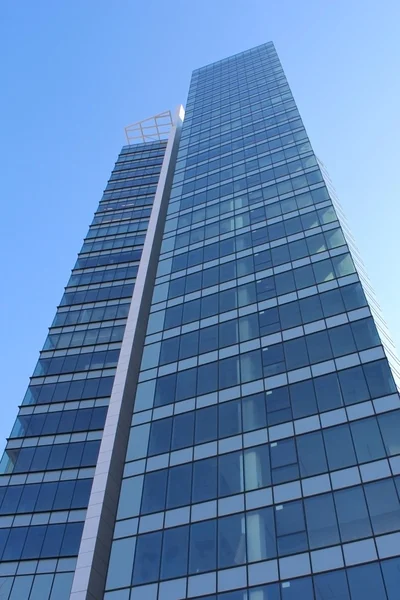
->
1;0;400;445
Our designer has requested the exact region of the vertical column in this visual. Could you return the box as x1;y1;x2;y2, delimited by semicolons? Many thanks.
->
69;107;184;600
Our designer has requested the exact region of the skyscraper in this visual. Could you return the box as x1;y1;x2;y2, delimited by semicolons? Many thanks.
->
1;41;400;600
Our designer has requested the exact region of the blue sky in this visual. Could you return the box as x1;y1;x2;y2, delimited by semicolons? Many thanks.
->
1;0;400;444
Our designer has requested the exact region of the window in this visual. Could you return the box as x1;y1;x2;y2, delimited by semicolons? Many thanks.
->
378;411;400;456
334;487;372;542
304;493;340;548
167;463;192;509
246;507;276;561
339;366;370;405
382;556;400;600
192;457;217;503
218;513;246;568
171;411;194;450
290;379;317;419
141;470;167;514
297;431;327;477
347;562;387;600
323;425;356;471
160;526;189;579
284;337;308;370
132;532;162;584
275;500;307;556
364;478;400;535
314;570;350;600
219;451;244;497
219;400;241;438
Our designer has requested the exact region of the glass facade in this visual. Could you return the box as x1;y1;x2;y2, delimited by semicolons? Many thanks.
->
103;43;400;600
0;140;167;599
1;41;400;600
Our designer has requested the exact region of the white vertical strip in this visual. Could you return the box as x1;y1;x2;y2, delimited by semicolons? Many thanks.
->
69;105;184;600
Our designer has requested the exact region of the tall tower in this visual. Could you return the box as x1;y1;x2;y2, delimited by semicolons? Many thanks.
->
2;43;400;600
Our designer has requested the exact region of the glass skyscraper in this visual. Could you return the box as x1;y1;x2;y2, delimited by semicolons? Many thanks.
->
1;41;400;600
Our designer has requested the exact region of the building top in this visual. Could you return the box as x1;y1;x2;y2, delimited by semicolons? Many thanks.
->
124;110;173;144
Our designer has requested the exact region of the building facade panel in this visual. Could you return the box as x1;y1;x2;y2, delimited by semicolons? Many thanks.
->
103;43;400;600
0;140;168;600
1;41;399;600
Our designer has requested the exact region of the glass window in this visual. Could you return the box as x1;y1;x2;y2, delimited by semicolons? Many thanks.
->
171;412;194;450
364;360;397;398
219;451;244;497
329;324;356;357
1;486;23;515
219;356;240;388
197;362;218;396
297;431;327;477
299;294;323;324
167;463;192;509
244;445;271;491
240;350;262;383
320;288;345;317
106;537;135;590
246;507;276;562
382;556;400;600
41;524;64;557
314;372;343;412
0;577;13;600
176;368;197;401
259;308;280;336
126;423;150;461
351;318;380;351
179;331;199;360
35;482;58;512
347;562;387;600
117;476;143;520
53;480;75;510
22;525;47;559
294;265;315;289
304;493;340;549
154;373;176;407
195;405;217;444
314;570;350;600
49;573;74;600
271;438;299;484
306;330;333;364
334;486;372;542
189;519;216;574
290;379;318;419
159;337;179;365
8;577;34;600
160;526;189;580
323;424;356;471
365;478;400;535
313;259;334;284
239;314;259;342
341;283;367;311
218;513;246;568
192;457;218;503
199;325;219;354
149;417;173;457
275;500;307;556
60;522;83;556
279;302;302;329
284;337;309;370
378;411;400;456
219;400;241;438
242;393;267;432
2;526;28;560
132;531;162;584
339;366;370;405
179;331;199;359
350;417;385;463
141;470;167;514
